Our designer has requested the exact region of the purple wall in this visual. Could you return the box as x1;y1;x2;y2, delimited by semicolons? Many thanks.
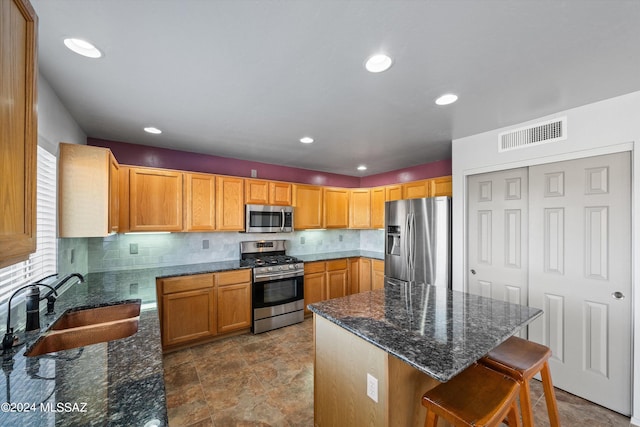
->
88;138;451;188
360;159;452;187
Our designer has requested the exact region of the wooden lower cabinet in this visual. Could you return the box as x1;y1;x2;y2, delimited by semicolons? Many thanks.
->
158;273;216;348
358;258;373;292
216;270;252;333
304;262;326;315
372;259;385;290
326;259;348;299
157;269;252;350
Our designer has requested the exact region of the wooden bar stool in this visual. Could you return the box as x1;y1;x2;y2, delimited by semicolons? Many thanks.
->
421;363;522;427
480;336;561;427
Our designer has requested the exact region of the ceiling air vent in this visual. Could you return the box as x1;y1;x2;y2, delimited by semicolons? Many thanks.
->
498;117;567;152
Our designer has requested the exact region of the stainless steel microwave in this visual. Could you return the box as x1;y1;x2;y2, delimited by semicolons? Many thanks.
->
245;204;294;233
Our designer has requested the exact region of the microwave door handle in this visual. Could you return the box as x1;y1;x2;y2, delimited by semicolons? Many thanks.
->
281;209;285;231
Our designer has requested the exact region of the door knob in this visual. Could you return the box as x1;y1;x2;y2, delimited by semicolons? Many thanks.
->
470;269;476;275
611;291;625;300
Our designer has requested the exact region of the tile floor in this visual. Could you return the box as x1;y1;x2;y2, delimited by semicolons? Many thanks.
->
163;318;631;426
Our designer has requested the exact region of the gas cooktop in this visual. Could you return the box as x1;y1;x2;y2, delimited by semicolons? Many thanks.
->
240;255;303;268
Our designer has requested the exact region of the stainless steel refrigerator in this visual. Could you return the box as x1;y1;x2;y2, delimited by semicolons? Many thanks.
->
385;196;451;289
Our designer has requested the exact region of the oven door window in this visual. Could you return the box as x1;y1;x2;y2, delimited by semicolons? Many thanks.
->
253;276;303;308
249;211;282;228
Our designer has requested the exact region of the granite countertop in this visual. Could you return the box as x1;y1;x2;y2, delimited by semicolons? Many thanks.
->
308;283;542;382
294;250;383;262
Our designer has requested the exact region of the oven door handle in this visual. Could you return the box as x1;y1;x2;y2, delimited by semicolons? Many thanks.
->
254;271;304;283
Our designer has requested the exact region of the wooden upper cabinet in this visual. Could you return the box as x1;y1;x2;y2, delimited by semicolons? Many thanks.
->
244;178;269;204
129;167;183;231
371;187;385;229
0;0;37;267
58;143;120;237
245;179;292;206
402;179;430;199
108;154;120;233
269;181;292;205
185;173;216;231
430;176;452;197
385;185;403;201
216;176;244;231
349;189;371;229
324;187;349;229
293;184;323;229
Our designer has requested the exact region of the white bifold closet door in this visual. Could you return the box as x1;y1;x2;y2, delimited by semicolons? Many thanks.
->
528;152;631;415
467;152;631;415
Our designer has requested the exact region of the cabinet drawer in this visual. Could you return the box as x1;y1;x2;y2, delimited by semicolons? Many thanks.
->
326;259;348;271
305;261;326;274
216;269;251;286
161;273;214;294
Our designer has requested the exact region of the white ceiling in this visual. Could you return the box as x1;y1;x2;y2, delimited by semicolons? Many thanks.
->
32;0;640;177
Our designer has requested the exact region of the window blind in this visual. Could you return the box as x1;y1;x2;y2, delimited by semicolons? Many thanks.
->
0;146;58;304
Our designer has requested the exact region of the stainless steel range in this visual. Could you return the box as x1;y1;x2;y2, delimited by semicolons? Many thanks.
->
240;240;304;334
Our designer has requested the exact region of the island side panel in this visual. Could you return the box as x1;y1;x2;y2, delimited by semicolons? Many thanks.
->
314;315;388;426
388;354;442;427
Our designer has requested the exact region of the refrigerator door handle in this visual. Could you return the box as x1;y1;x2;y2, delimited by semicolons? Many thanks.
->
406;213;412;278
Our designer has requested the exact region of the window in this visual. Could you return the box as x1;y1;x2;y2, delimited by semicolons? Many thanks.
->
0;146;58;305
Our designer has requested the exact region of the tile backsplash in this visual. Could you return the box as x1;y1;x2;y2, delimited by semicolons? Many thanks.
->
83;229;384;272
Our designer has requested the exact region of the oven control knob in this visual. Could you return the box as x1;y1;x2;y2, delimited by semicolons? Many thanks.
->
289;265;294;269
267;267;273;271
279;266;285;271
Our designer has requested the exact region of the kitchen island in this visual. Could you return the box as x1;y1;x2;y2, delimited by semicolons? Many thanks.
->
308;283;542;427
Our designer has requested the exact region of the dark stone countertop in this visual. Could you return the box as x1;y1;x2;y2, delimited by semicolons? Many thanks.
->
0;262;248;427
308;283;542;382
294;250;384;262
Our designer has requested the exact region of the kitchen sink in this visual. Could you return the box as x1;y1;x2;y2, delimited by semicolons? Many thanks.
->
49;300;141;330
25;300;141;357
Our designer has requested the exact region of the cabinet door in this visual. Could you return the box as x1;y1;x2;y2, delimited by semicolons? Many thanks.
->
217;282;252;333
216;176;244;230
370;187;385;229
162;288;216;347
269;181;292;206
402;179;430;200
245;178;269;204
293;184;323;229
304;261;326;314
349;189;371;229
430;176;452;197
324;187;349;229
372;259;385;290
358;258;372;292
108;153;120;233
348;258;359;294
326;269;348;300
0;0;37;267
185;173;216;231
129;167;183;231
385;185;403;201
58;143;114;237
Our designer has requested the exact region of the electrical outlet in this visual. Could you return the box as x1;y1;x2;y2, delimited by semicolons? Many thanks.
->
300;236;305;244
69;248;75;264
367;373;378;402
130;283;139;295
251;169;258;178
202;239;209;249
339;234;343;242
130;243;138;254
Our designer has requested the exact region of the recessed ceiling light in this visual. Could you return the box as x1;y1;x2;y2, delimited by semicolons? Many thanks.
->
365;54;393;73
357;165;367;171
144;127;162;135
435;93;458;106
63;38;102;58
300;137;314;144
